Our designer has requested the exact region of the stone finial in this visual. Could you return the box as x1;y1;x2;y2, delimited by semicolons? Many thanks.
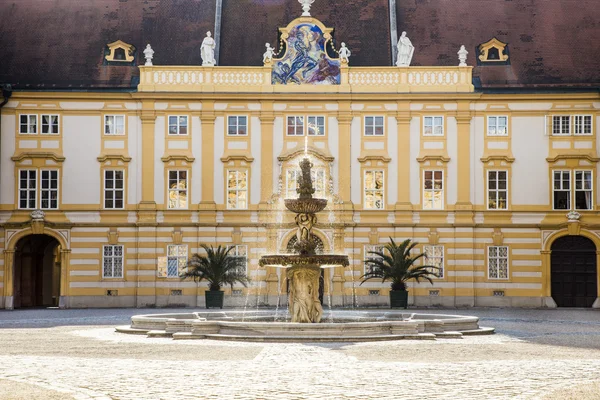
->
299;0;315;17
339;42;351;64
395;31;414;67
458;45;468;67
143;44;154;66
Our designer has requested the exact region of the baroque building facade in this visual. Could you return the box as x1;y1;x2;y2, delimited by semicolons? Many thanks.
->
0;0;599;309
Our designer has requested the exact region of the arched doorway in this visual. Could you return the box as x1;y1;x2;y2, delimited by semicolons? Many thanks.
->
286;234;326;305
13;235;61;308
551;235;597;307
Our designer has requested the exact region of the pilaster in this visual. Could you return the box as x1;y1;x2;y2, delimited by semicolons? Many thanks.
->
337;105;353;210
199;103;217;216
395;106;413;224
3;250;15;309
59;248;71;308
259;105;275;206
138;102;157;225
454;106;474;225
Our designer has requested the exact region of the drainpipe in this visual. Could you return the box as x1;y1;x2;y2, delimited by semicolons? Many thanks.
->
213;0;223;65
389;0;398;64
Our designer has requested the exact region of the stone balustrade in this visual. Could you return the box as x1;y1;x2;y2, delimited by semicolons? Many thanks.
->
138;65;474;93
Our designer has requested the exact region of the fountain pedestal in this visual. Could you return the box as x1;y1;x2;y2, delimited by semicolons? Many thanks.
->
287;265;323;323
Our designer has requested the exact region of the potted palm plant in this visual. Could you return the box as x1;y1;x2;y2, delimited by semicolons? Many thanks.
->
360;238;439;309
180;244;250;309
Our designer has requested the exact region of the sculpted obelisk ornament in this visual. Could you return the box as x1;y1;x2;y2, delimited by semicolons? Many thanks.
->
299;0;315;16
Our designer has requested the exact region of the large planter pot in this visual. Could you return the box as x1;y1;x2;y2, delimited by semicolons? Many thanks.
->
205;290;224;309
389;290;409;309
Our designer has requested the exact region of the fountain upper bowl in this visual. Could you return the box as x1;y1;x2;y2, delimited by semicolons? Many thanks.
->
259;253;349;268
284;198;328;214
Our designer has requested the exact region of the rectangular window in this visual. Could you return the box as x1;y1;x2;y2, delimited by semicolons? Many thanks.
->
487;170;508;210
41;115;59;134
287;116;304;136
231;245;248;275
227;170;248;209
168;115;188;135
488;246;509;279
424;116;444;136
104;115;125;135
307;116;325;136
423;170;443;210
553;170;570;210
364;170;384;209
168;170;188;209
19;169;37;209
103;245;124;278
19;114;37;134
104;170;125;209
424;245;444;278
487;116;508;136
574;115;592;135
40;170;59;209
167;245;188;278
364;245;384;275
364;116;384;136
575;170;593;210
552;116;570;135
227;116;247;135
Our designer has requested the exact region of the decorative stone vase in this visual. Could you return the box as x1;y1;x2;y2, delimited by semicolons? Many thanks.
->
205;290;224;309
390;290;409;309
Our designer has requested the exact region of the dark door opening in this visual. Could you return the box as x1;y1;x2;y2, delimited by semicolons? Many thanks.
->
13;235;61;308
551;236;597;307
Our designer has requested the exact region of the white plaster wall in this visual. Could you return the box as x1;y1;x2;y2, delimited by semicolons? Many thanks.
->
350;117;361;204
387;116;398;204
153;116;165;205
512;116;549;205
327;116;339;194
191;116;201;203
0;115;15;205
127;116;140;205
62;116;101;204
409;117;420;205
471;116;485;205
214;117;225;205
250;116;261;205
446;116;458;205
273;117;284;194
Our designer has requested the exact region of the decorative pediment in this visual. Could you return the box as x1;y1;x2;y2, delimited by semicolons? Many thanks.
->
11;152;65;163
97;154;132;163
480;155;515;164
161;155;196;163
416;155;450;164
546;154;600;164
478;38;509;63
278;145;334;163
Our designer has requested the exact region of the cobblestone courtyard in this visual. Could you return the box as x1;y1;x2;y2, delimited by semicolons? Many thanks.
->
0;308;599;400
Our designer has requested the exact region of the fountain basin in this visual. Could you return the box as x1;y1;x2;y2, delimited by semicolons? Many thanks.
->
259;254;350;268
284;198;328;214
116;310;494;342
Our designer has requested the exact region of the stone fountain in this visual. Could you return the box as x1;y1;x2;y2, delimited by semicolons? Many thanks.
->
259;157;349;323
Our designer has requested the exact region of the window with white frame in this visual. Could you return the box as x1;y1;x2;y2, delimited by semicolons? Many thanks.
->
41;115;59;134
286;167;327;199
488;246;509;279
104;170;125;209
307;116;325;136
575;170;593;210
19;114;37;134
574;115;592;135
487;116;508;136
103;245;124;278
227;170;247;209
168;115;188;135
18;169;37;209
287;116;304;136
227;115;248;135
423;170;443;210
167;245;188;278
40;170;59;209
552;116;571;135
553;170;571;210
104;115;125;135
230;245;248;275
487;170;508;210
364;116;384;136
424;245;444;278
364;170;384;209
424;116;443;136
364;244;384;275
168;170;188;209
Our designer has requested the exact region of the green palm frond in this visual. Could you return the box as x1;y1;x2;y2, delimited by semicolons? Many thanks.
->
360;238;440;291
180;244;250;291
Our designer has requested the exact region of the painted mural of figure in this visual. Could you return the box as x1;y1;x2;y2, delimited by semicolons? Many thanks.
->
308;53;340;84
201;31;216;66
396;31;414;66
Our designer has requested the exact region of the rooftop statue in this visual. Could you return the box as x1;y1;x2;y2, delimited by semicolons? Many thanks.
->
299;0;315;17
396;31;414;67
201;31;216;66
458;45;469;66
339;42;351;64
143;44;154;66
263;43;275;64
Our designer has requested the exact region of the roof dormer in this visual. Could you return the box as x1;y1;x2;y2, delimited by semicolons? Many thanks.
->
478;38;509;64
105;40;135;63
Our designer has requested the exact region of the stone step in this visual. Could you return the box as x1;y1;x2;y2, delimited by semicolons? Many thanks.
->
461;327;496;336
174;333;437;342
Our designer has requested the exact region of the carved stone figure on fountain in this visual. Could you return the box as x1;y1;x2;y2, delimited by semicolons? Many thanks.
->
287;266;323;323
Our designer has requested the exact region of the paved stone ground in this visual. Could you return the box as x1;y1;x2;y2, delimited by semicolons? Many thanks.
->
0;308;599;399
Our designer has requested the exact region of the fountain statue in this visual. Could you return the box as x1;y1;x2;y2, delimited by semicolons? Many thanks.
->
259;157;349;323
